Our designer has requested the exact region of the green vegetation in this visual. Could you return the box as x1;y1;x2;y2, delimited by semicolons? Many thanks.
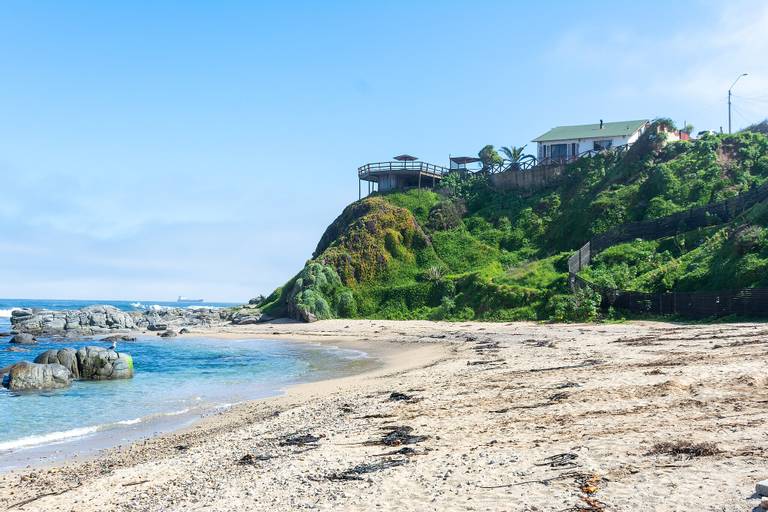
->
262;125;768;322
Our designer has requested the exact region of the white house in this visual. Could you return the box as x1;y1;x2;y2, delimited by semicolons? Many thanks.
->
532;119;649;162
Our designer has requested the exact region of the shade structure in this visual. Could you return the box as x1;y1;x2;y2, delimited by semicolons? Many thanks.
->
393;154;418;161
450;156;481;164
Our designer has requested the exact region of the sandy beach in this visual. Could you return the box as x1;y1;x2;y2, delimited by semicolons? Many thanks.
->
1;319;766;511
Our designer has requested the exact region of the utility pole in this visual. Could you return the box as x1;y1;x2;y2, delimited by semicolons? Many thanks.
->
728;73;748;134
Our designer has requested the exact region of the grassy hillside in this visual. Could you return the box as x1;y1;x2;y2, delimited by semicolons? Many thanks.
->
581;201;768;293
259;125;768;322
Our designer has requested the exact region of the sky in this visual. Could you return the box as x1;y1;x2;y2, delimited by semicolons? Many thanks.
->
0;0;766;302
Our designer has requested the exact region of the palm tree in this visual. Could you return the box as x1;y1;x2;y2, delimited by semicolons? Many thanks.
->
500;145;528;170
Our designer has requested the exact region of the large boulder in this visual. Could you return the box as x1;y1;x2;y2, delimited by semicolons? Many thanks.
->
76;346;134;380
4;362;72;391
231;309;263;325
34;348;80;379
9;333;36;345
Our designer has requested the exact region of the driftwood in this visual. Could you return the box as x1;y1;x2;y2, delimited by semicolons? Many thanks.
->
528;360;602;373
477;471;582;488
122;479;150;487
7;483;83;510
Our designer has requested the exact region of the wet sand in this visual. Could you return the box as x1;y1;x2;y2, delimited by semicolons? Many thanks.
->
1;319;766;511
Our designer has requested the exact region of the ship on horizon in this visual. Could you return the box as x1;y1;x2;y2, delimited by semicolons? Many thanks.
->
177;296;204;303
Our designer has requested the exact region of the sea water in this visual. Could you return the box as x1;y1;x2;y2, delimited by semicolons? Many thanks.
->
0;299;375;470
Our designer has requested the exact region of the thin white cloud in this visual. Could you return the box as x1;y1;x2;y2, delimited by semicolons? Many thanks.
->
550;1;768;124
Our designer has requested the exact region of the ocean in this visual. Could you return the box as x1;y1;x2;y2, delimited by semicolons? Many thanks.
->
0;299;374;470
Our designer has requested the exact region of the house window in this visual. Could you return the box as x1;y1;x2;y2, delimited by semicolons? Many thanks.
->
593;139;613;151
550;144;568;160
571;143;578;157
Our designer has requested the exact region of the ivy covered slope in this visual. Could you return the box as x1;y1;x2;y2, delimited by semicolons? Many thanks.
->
578;130;768;294
581;199;768;293
259;127;768;321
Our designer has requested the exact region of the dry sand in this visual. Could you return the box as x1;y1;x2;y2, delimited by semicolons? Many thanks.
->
1;319;766;511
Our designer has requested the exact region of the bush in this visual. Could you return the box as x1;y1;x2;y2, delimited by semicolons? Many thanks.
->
550;287;602;322
337;290;358;317
427;199;467;231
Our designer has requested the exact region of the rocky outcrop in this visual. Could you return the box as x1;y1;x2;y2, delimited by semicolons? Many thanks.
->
34;348;80;378
230;308;264;325
75;346;134;380
11;305;232;336
3;346;135;391
4;362;72;391
9;333;36;345
10;306;135;335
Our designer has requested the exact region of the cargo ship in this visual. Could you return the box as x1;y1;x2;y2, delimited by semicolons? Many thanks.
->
177;296;204;303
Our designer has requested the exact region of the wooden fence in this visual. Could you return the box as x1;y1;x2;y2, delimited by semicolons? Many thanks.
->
568;181;768;318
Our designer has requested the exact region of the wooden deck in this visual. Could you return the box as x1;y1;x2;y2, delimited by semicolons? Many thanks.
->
358;161;450;181
357;161;450;197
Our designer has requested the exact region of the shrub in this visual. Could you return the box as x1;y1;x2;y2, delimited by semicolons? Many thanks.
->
337;290;358;317
550;287;602;322
429;296;456;320
427;199;467;231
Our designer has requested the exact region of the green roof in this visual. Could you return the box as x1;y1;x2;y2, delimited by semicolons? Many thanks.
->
532;119;648;142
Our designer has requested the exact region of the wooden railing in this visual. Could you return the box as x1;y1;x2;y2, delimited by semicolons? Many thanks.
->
568;180;768;318
490;144;634;174
358;161;451;179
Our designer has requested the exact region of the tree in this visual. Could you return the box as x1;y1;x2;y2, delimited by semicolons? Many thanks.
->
743;119;768;135
500;145;527;163
478;145;503;172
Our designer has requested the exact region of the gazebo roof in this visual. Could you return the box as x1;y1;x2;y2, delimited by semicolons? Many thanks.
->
393;154;418;161
450;156;481;164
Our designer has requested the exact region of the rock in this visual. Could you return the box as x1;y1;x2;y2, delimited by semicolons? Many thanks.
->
159;330;178;338
76;346;134;380
296;307;317;323
179;328;190;334
4;362;72;391
34;348;80;379
231;309;263;325
761;496;768;510
758;480;768;497
5;346;28;352
100;335;137;342
10;309;33;319
9;333;36;345
147;322;168;331
11;304;229;335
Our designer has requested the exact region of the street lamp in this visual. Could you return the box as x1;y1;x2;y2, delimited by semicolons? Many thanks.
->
728;73;748;134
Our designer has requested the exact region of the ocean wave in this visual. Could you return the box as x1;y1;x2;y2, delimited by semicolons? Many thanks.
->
0;425;100;452
0;308;19;318
0;406;202;453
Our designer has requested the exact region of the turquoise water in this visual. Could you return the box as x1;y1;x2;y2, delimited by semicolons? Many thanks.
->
0;300;373;466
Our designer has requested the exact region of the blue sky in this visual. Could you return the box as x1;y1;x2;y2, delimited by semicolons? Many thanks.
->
1;0;766;301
